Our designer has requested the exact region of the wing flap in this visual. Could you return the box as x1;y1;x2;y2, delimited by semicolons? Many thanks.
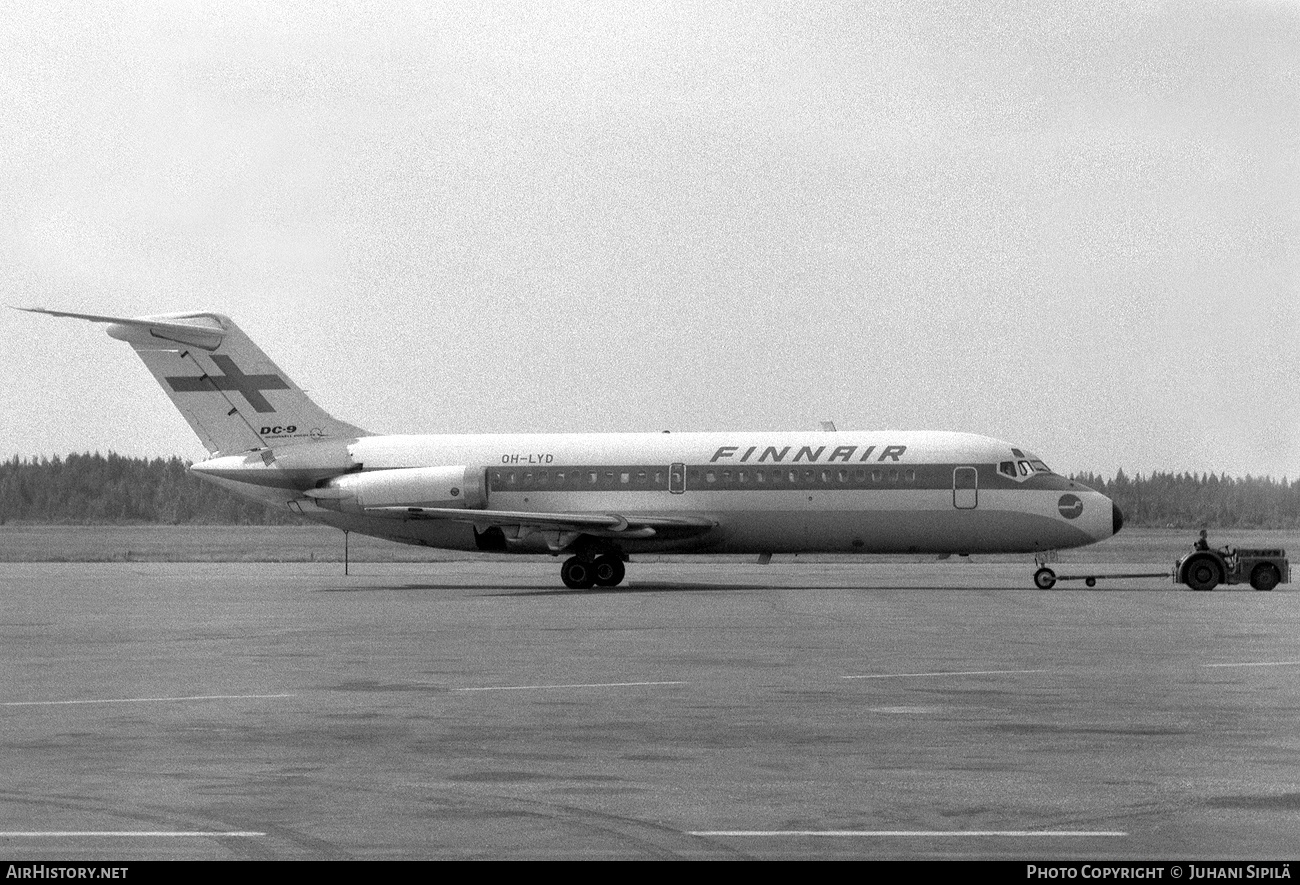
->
364;506;716;537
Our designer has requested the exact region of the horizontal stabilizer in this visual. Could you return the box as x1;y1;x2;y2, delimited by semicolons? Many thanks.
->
15;307;226;350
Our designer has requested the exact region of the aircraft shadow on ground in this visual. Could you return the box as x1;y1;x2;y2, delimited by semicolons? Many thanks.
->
316;582;774;595
309;582;1172;595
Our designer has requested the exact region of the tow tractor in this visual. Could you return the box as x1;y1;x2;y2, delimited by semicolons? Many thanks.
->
1032;547;1290;591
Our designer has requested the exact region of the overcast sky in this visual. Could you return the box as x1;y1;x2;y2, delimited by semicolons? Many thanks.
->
2;1;1297;479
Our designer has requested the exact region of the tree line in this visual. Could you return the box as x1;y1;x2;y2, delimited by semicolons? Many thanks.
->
0;453;298;525
1069;469;1300;530
1;453;1298;528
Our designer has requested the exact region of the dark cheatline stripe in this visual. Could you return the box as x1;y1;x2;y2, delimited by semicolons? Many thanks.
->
487;463;1080;494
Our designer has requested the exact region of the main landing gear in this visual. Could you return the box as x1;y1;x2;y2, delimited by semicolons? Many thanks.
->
560;554;626;590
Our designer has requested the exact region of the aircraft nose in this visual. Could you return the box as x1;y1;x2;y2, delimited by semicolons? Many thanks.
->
1112;501;1125;536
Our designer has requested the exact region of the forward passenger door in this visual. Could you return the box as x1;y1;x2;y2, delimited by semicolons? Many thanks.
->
953;466;978;509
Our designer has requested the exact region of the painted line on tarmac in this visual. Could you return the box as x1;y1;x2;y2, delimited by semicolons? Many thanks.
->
455;681;687;692
690;830;1127;838
1;693;296;706
841;669;1049;680
0;831;265;838
1202;661;1300;669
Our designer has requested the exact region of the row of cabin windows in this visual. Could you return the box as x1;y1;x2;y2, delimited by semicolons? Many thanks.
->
491;469;668;490
701;467;917;486
490;465;919;492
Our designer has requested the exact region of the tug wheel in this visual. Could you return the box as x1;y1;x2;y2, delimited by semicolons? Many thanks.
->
1185;557;1220;592
1250;563;1280;592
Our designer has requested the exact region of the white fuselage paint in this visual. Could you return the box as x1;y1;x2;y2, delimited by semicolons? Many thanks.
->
193;430;1119;557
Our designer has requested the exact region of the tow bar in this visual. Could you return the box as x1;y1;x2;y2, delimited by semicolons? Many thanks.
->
1033;567;1169;589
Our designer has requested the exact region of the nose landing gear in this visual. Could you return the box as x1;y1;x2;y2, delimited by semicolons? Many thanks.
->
1032;551;1058;589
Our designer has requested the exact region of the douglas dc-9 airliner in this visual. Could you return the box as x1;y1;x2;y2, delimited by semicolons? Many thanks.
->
21;308;1122;589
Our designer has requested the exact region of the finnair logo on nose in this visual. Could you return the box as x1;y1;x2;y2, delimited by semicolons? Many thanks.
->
165;356;289;413
1058;494;1083;519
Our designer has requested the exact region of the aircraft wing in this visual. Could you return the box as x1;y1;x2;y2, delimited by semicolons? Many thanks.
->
364;506;716;540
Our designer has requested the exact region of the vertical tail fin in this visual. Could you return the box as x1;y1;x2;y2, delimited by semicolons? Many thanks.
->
19;308;368;454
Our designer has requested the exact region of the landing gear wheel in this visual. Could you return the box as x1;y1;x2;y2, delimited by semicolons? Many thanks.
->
1186;558;1220;592
560;556;596;590
1034;567;1057;590
593;556;626;588
1085;577;1097;588
1250;563;1280;592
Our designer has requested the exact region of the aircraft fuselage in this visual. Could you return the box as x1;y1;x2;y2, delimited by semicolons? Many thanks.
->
192;430;1120;557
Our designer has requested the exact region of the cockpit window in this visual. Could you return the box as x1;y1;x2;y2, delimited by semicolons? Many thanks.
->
1002;452;1054;480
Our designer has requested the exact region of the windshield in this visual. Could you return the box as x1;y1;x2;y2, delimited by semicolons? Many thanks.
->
1000;454;1053;480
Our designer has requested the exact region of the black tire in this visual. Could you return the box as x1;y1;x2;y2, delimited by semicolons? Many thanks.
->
1085;577;1097;588
593;556;625;588
561;557;596;590
1034;567;1056;590
1250;563;1280;592
1185;557;1220;592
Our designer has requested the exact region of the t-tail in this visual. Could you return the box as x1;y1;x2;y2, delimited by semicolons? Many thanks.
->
17;308;368;454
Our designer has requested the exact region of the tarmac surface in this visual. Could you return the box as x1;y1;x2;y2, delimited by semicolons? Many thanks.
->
2;559;1298;860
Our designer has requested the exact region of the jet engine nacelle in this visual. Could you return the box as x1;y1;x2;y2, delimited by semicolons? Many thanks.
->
308;466;487;513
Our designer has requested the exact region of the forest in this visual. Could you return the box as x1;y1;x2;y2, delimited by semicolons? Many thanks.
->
1;453;1298;528
0;453;297;525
